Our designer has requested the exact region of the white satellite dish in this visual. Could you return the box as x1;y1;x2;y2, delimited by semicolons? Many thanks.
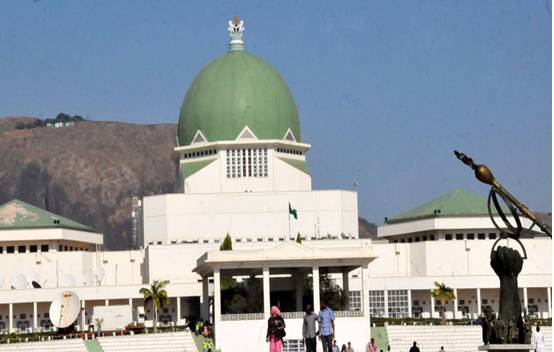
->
49;291;80;328
60;274;76;288
95;267;105;284
10;273;28;289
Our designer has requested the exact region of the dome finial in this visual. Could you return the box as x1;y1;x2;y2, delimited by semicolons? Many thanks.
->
228;16;245;51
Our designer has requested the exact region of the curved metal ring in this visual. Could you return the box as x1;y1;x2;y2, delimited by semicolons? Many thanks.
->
490;236;528;260
488;188;522;238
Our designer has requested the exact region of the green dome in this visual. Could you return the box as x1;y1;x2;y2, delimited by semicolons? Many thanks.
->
177;50;301;146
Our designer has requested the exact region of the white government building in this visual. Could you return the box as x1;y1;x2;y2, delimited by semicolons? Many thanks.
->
0;19;551;352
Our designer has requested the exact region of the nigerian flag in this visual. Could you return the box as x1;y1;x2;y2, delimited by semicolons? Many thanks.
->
289;202;298;219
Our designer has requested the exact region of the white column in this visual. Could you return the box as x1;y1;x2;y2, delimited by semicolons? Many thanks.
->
295;272;304;312
201;276;209;321
8;303;13;333
361;263;370;321
213;268;221;350
383;290;389;318
476;288;482;316
129;298;133;306
453;289;458;319
546;287;552;318
81;300;86;331
430;294;435;318
176;297;181;324
523;287;528;314
105;299;109;306
33;302;38;332
312;265;320;312
263;266;271;319
407;289;412;318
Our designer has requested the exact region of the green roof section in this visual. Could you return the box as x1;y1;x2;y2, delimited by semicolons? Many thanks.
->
278;157;310;175
181;158;217;179
0;199;95;232
387;189;503;224
178;50;301;146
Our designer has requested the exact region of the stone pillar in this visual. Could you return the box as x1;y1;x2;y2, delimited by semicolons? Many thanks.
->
342;270;349;295
129;298;133;306
430;294;435;318
476;288;482;316
176;297;181;324
213;268;221;350
546;287;552;318
81;300;86;331
201;276;210;321
105;299;109;306
453;288;458;319
361;263;370;321
407;289;412;318
8;303;13;333
295;271;304;312
383;290;389;318
523;287;528;314
312;265;320;312
33;302;38;332
263;266;271;319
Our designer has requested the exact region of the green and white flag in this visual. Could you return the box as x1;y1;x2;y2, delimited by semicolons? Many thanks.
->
289;202;298;219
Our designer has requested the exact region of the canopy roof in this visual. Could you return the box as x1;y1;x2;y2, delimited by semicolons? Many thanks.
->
0;199;94;232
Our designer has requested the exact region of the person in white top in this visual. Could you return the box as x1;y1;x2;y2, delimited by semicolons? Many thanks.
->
531;326;545;352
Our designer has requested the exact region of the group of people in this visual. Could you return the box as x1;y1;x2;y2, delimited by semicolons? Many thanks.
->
266;302;360;352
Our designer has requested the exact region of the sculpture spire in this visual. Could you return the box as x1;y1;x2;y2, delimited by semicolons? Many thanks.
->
228;16;245;51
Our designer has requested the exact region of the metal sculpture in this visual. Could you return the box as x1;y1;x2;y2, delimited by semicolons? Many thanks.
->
454;151;551;344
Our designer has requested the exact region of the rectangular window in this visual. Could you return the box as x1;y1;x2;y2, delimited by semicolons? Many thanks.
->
0;247;3;254
17;245;26;253
40;244;48;252
445;234;452;241
348;291;361;310
478;233;486;240
369;290;385;317
30;245;38;253
488;233;496;239
455;233;464;240
7;246;14;254
226;148;268;178
388;289;409;318
467;233;475;240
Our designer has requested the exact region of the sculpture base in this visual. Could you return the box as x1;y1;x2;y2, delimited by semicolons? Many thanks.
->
478;344;532;352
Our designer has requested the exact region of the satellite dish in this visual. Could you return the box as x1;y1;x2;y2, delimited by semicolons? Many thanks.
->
10;273;28;289
28;272;42;288
49;291;80;328
60;274;76;288
95;267;105;284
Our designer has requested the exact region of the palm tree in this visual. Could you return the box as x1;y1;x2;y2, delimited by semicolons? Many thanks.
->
430;281;456;324
139;280;169;332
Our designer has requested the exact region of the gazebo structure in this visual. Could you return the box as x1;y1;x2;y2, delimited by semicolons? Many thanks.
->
194;241;377;351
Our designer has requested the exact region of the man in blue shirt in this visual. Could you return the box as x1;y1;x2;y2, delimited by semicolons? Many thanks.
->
318;302;335;352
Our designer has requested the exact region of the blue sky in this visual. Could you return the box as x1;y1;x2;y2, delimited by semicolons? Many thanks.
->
1;1;551;223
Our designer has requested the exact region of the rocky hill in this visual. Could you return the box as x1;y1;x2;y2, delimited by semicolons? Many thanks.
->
0;117;177;249
0;116;378;249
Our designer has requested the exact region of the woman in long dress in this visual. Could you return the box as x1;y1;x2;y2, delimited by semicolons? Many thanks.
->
266;306;286;352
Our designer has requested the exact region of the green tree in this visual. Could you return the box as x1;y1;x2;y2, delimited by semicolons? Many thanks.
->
139;280;169;332
320;273;348;311
430;281;456;324
296;233;302;244
220;233;233;250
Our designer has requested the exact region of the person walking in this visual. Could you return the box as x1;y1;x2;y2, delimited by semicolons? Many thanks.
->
367;338;377;352
409;342;420;352
318;302;336;352
266;306;286;352
303;304;318;352
346;341;355;352
531;326;545;352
